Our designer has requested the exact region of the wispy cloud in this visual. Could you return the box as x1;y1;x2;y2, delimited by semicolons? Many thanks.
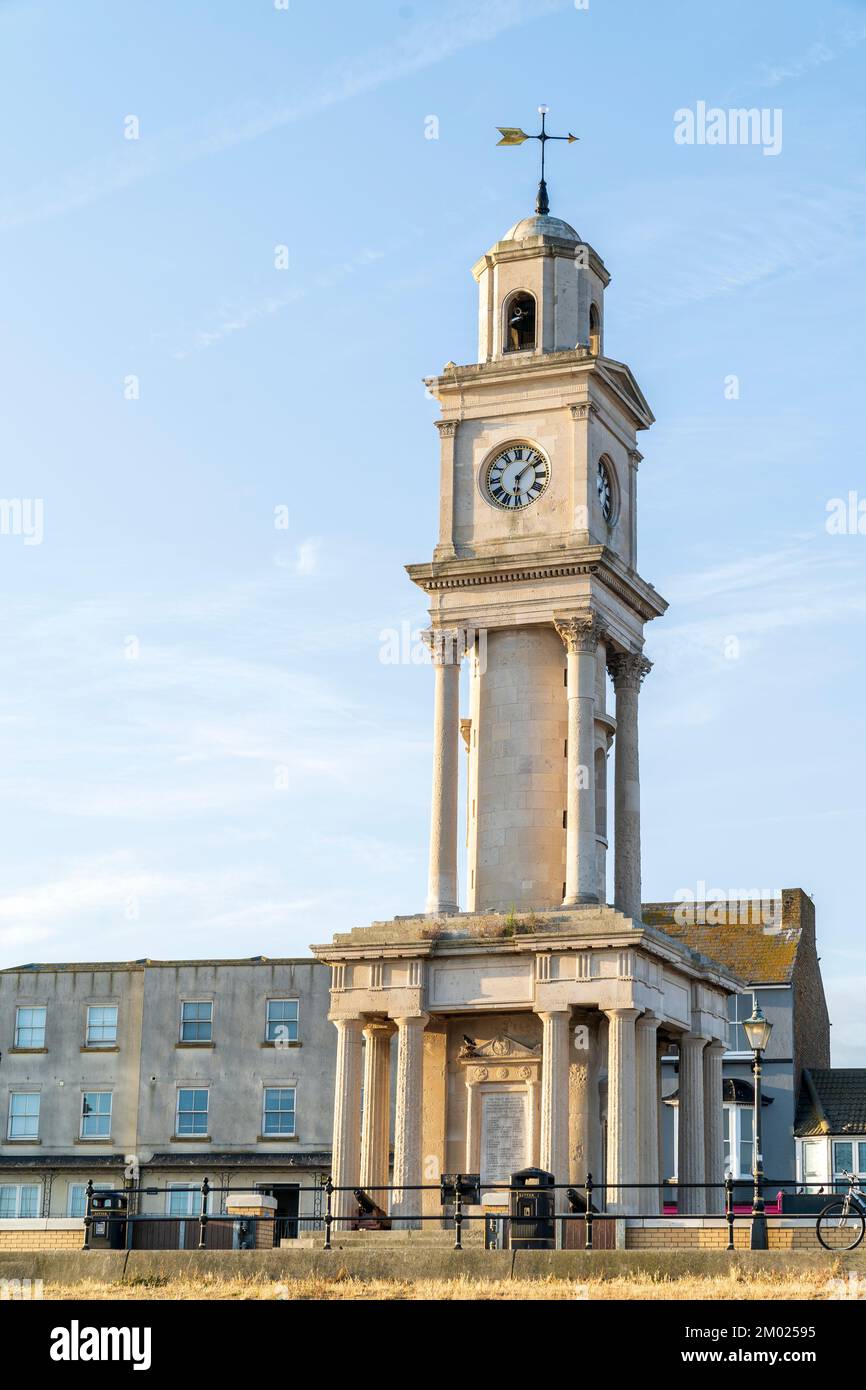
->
0;0;569;233
752;20;866;89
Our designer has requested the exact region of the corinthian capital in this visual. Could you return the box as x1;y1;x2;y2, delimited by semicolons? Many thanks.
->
607;650;652;690
554;612;608;655
435;419;459;438
422;627;466;666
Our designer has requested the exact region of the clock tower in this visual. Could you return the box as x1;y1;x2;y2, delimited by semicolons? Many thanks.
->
408;209;667;921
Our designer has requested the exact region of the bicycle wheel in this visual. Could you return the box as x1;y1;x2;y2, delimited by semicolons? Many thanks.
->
816;1200;866;1251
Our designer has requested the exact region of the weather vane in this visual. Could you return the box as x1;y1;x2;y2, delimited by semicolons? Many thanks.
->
496;105;579;216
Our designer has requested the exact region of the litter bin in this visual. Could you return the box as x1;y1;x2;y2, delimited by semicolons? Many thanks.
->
89;1193;127;1249
509;1167;555;1250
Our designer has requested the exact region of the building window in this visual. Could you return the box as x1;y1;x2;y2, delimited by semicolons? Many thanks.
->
266;1000;299;1045
7;1092;40;1140
589;302;601;355
726;993;756;1054
503;291;536;352
68;1182;113;1217
0;1184;40;1218
723;1104;754;1179
176;1088;209;1136
14;1006;46;1049
81;1091;112;1139
263;1087;296;1137
86;1005;118;1047
832;1140;866;1189
166;1183;212;1218
180;1001;213;1043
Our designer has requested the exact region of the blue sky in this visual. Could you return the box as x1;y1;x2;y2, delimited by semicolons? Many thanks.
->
0;0;864;1061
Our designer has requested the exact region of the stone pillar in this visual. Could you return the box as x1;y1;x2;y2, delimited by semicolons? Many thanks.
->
465;1071;482;1173
555;615;605;906
359;1022;392;1201
703;1041;727;1215
225;1193;278;1250
636;1014;661;1215
678;1033;707;1215
433;419;458;561
424;629;463;915
657;1036;668;1196
391;1014;429;1225
605;1008;640;1215
330;1017;364;1228
538;1010;571;1198
607;651;651;922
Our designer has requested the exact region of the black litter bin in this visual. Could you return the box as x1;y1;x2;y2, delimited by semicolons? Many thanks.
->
509;1167;555;1250
89;1193;127;1249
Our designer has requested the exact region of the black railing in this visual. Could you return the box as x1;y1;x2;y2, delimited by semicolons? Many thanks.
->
80;1174;829;1254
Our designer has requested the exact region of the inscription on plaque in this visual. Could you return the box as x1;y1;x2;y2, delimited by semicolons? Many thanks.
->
480;1091;528;1185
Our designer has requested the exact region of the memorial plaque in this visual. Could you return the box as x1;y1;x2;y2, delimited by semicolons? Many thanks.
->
480;1091;528;1185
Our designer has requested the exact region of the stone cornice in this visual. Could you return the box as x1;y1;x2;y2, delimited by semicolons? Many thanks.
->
406;546;668;623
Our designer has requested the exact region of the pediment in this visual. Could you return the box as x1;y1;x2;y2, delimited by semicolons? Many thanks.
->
595;358;654;429
458;1032;540;1062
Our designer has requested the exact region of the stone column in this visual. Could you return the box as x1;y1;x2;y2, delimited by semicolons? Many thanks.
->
391;1014;429;1225
538;1010;571;1198
678;1033;707;1215
636;1014;661;1215
424;629;463;915
703;1041;727;1215
657;1036;668;1197
607;651;652;922
465;1070;482;1173
555;615;605;906
433;419;458;561
605;1008;640;1215
330;1017;364;1228
359;1022;392;1202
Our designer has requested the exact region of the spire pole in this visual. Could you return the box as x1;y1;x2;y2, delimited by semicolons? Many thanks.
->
496;106;579;217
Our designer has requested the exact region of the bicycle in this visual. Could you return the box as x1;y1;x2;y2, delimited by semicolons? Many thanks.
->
816;1172;866;1251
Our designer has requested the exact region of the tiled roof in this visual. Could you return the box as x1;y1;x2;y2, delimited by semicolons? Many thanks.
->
642;902;800;985
795;1070;866;1137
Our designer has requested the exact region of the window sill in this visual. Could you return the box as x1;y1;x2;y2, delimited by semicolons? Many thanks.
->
259;1040;301;1049
3;1137;41;1145
81;1045;120;1053
9;1047;47;1055
74;1137;114;1145
175;1042;214;1049
257;1134;298;1143
170;1135;211;1143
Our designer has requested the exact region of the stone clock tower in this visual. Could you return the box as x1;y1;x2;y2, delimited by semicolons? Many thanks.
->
408;209;667;922
313;204;734;1233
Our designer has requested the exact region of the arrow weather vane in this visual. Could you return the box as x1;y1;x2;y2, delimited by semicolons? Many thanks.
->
497;105;579;216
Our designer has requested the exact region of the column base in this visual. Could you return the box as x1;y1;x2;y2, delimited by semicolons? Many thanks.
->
561;893;599;908
425;901;459;916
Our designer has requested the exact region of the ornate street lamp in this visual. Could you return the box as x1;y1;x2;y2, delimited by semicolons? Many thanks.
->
743;1003;773;1250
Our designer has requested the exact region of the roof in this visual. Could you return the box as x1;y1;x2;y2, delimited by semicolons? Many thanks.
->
642;901;801;985
795;1070;866;1137
0;956;319;974
502;213;580;244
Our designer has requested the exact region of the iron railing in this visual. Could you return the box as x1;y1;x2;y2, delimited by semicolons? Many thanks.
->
80;1174;835;1253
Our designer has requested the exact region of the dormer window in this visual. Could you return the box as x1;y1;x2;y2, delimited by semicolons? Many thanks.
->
589;303;601;356
504;292;536;352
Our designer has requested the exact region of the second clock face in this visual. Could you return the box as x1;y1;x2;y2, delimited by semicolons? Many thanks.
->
483;444;550;510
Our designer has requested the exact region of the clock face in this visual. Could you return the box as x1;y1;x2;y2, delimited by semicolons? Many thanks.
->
597;458;614;523
483;444;550;510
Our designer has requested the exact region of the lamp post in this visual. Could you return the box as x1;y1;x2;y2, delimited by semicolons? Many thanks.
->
743;1003;773;1251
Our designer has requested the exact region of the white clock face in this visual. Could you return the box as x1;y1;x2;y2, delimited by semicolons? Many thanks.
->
483;444;550;510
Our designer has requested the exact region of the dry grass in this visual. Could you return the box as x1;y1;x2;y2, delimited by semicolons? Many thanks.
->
38;1266;852;1301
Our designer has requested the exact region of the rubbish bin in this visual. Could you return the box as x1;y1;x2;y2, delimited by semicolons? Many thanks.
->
89;1193;127;1249
509;1167;555;1250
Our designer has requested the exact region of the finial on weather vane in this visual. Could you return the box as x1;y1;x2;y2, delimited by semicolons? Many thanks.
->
496;105;579;216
